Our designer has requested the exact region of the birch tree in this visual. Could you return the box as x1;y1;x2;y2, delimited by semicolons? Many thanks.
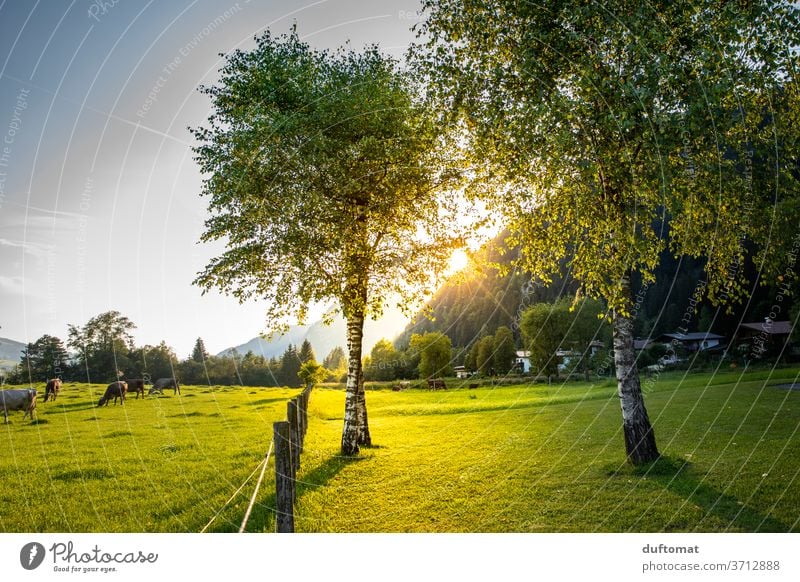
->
415;1;800;463
193;30;462;454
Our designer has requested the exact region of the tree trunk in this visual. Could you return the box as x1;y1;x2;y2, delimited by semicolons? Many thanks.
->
356;371;372;446
341;314;365;455
613;274;660;465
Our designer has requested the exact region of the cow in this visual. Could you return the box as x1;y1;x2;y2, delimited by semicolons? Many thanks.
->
150;377;180;395
97;381;127;407
124;378;145;399
43;378;63;402
427;378;446;390
1;388;37;423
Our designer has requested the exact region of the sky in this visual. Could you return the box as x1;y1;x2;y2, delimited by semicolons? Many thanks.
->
0;0;429;358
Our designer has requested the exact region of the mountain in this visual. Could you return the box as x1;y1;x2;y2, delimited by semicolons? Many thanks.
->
0;336;25;370
219;309;409;361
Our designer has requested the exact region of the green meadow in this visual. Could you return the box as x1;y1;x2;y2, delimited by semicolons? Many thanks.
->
2;366;800;532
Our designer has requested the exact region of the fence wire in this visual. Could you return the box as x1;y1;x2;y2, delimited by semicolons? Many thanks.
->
239;439;274;533
200;440;273;533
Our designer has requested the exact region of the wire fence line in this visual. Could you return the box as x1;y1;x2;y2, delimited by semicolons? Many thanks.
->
201;444;272;533
239;439;274;533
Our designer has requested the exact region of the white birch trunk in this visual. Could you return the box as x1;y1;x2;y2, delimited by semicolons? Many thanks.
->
356;370;371;446
613;274;660;465
341;314;365;455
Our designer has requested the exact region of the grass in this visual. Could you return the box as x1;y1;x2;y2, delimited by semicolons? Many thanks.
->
2;365;799;532
0;383;298;532
290;366;800;532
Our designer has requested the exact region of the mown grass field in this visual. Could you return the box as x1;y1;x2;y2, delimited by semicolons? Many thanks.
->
292;367;800;532
0;383;297;532
2;366;800;532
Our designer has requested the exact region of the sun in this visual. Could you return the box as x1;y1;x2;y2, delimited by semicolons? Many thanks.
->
447;249;470;275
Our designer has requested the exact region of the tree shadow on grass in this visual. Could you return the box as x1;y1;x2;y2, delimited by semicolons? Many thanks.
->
612;456;790;532
233;454;365;533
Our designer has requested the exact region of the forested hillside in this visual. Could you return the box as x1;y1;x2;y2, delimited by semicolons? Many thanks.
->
398;232;790;351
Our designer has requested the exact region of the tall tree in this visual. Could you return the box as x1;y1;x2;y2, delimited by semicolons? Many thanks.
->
322;346;346;371
410;332;453;379
279;344;302;388
520;303;569;379
474;335;496;376
492;326;516;375
193;30;463;454
192;338;210;363
68;311;136;383
298;339;316;364
365;338;401;381
19;334;69;382
416;0;800;464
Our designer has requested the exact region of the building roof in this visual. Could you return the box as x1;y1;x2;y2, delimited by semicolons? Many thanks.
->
633;339;652;350
738;321;793;336
658;332;725;342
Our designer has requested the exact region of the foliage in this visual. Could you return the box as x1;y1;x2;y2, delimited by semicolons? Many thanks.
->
298;360;328;387
364;339;403;381
129;342;178;380
409;331;453;378
298;340;316;364
520;303;569;378
322;347;346;371
67;311;136;383
191;338;210;362
278;344;302;388
492;326;516;374
474;335;495;375
192;28;466;453
415;1;800;312
17;334;69;382
192;29;464;327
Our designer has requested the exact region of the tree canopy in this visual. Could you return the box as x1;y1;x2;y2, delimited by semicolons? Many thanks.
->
192;29;465;453
415;0;800;464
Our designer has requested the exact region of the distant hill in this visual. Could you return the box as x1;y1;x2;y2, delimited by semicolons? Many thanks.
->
0;337;25;370
397;233;576;349
219;309;408;361
397;229;777;350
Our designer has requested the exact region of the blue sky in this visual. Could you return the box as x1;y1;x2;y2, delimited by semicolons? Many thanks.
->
0;0;425;357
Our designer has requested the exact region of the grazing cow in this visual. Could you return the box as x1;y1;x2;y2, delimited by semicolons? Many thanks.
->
43;378;63;402
125;378;145;399
97;381;127;407
1;388;37;423
151;377;180;395
427;378;446;390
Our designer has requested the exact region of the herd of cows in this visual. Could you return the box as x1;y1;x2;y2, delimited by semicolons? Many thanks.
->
0;377;181;423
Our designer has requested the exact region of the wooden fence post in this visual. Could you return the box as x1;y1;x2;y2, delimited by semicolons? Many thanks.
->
287;399;300;469
273;421;294;533
299;390;308;440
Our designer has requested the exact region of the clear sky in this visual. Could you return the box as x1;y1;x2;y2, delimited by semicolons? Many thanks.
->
0;0;427;357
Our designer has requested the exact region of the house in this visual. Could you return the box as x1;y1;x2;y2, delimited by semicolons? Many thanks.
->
514;350;531;374
454;365;471;379
655;332;725;352
735;321;794;356
557;341;606;372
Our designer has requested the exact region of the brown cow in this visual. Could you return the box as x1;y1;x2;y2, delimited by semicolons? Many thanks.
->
124;379;145;399
97;381;127;407
427;378;446;390
43;378;62;402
